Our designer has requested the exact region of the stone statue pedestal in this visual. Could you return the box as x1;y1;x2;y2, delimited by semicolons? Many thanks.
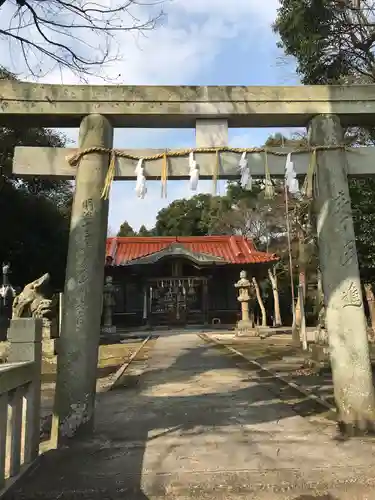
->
236;319;259;337
308;325;330;364
42;318;58;339
315;326;328;345
101;325;117;336
42;318;58;357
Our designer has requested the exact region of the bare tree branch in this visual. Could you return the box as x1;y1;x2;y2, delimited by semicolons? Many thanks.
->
0;0;166;79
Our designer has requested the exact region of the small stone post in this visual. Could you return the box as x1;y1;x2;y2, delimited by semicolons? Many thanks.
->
235;270;256;337
308;114;375;429
52;114;113;444
8;318;42;462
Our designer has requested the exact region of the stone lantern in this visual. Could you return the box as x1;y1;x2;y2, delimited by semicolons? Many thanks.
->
101;276;116;335
0;263;16;341
235;270;257;336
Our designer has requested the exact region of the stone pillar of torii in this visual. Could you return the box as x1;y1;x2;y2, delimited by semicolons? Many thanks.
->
4;82;375;440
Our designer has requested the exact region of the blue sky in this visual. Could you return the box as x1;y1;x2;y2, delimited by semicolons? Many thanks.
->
2;0;301;233
104;0;301;233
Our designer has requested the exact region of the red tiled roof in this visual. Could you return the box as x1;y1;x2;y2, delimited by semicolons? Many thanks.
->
106;236;278;265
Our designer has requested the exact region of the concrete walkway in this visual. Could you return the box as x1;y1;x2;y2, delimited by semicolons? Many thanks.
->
9;332;375;499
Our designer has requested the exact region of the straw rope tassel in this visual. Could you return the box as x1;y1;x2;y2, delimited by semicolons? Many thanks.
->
302;149;317;199
212;149;220;195
161;152;168;198
101;151;116;200
264;150;274;199
68;144;348;168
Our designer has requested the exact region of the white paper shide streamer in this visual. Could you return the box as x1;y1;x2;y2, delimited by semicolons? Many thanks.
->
239;152;252;190
284;153;299;194
189;151;199;191
135;158;147;198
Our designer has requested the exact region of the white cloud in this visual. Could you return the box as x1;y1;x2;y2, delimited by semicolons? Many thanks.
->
174;0;279;23
1;0;280;84
1;0;295;233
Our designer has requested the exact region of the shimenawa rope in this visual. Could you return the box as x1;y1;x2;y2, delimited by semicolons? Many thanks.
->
66;144;349;200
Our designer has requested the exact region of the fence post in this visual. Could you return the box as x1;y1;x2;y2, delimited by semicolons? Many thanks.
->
8;319;42;462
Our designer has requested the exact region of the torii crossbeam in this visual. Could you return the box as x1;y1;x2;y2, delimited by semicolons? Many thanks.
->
11;145;375;179
1;81;375;128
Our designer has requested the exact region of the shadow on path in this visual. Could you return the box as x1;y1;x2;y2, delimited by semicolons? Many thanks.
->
7;333;375;499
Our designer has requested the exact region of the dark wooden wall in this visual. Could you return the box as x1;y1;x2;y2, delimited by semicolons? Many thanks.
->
106;258;267;328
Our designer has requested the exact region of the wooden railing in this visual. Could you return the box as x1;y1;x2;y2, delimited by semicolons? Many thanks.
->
0;319;42;496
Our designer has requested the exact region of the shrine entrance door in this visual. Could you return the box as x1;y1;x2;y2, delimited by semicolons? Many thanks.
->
148;277;208;327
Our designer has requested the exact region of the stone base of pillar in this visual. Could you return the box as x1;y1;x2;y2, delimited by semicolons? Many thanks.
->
101;325;117;336
236;320;259;337
41;319;58;357
256;326;273;339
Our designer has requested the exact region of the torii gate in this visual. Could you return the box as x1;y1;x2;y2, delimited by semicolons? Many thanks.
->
2;82;375;441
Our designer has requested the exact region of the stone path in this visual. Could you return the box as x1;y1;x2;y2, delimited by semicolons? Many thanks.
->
8;332;375;499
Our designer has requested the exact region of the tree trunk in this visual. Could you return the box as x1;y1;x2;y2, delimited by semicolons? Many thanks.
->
316;267;325;328
252;277;267;327
291;304;302;347
364;283;375;338
292;230;306;347
268;267;282;326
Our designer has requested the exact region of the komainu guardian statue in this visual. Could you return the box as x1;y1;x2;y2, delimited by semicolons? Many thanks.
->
12;273;57;321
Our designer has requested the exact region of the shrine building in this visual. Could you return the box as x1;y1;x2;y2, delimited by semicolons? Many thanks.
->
105;235;279;329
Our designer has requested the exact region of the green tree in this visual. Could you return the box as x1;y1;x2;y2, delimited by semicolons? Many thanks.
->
220;186;286;249
274;0;375;144
351;178;375;331
274;1;375;86
0;67;72;288
351;179;375;283
138;225;154;237
154;194;231;237
0;178;70;288
117;221;136;237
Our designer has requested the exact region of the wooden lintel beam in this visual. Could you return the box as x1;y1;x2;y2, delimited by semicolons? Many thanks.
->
12;146;375;180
